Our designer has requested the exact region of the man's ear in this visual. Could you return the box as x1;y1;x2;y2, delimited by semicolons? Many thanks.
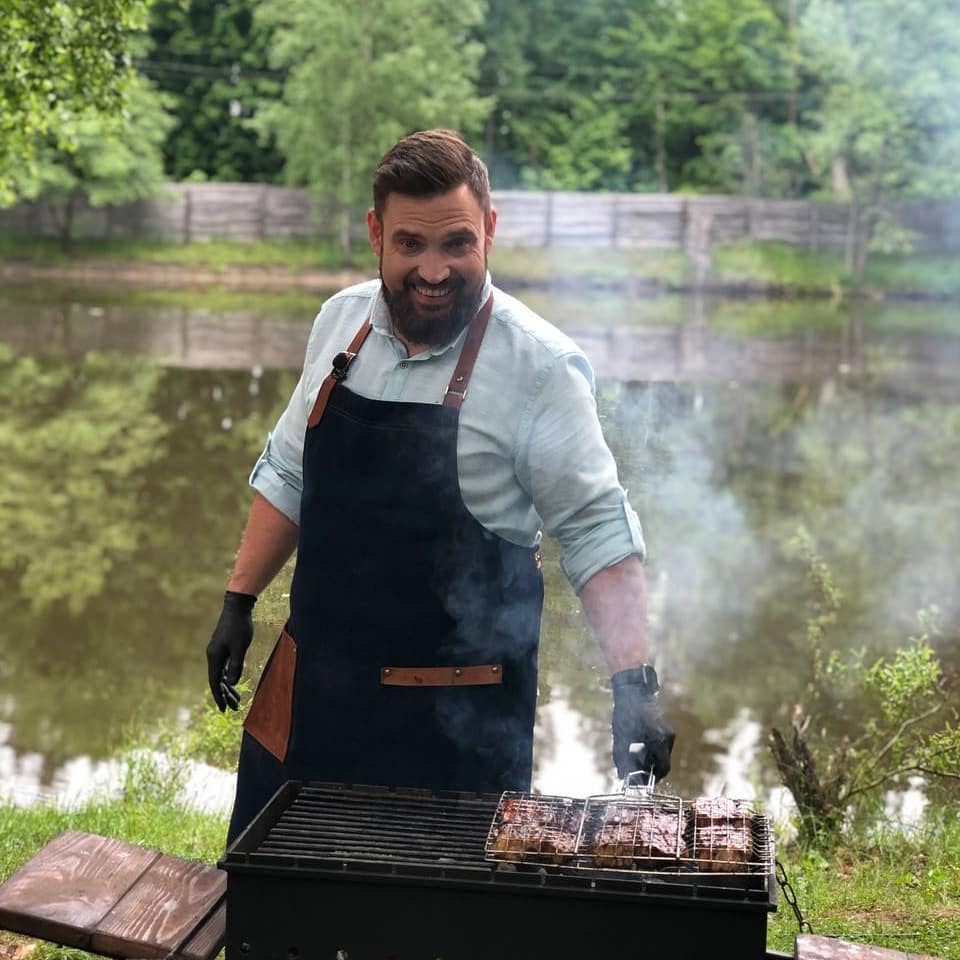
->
367;208;382;255
484;206;497;255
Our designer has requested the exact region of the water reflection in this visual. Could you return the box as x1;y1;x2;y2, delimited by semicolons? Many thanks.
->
0;289;957;817
0;721;235;814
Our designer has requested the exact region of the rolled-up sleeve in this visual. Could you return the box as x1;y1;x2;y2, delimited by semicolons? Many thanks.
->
516;353;646;593
248;317;325;525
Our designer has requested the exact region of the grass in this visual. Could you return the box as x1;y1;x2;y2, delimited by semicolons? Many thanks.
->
0;234;377;272
712;241;960;298
766;814;960;957
489;243;689;287
712;241;849;291
861;253;960;296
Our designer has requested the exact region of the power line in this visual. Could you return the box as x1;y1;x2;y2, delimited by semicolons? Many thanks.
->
135;58;283;81
136;58;820;107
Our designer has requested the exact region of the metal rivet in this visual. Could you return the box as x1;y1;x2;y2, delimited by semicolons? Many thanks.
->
384;668;392;676
454;668;463;677
492;665;500;673
455;375;465;382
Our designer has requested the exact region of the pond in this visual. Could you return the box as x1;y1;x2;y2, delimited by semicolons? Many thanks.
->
1;283;958;821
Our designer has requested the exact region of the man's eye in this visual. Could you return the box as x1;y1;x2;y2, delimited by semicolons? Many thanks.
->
399;239;422;252
446;238;470;253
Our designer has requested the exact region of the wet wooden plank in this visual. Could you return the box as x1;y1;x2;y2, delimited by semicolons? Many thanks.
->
0;831;159;949
796;934;946;960
91;855;226;959
176;899;226;960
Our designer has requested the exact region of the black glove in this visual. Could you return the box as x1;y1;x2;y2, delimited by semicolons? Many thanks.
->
611;665;676;781
206;590;256;712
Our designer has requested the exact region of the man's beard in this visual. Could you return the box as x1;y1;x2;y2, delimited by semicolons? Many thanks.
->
381;260;485;348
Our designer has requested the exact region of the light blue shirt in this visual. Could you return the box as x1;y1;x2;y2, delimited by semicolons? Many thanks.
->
250;274;645;593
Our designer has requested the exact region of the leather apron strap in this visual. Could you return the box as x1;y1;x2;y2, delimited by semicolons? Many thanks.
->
442;293;494;409
307;319;373;428
307;293;494;427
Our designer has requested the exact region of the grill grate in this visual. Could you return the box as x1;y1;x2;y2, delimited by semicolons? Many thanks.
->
252;782;500;869
226;781;775;901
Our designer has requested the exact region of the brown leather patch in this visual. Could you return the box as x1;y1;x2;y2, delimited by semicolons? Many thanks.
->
243;628;296;761
380;665;503;687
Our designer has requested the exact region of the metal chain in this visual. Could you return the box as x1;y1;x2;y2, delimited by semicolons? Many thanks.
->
776;858;814;934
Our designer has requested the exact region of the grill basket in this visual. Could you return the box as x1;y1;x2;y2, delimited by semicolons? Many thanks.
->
485;788;774;883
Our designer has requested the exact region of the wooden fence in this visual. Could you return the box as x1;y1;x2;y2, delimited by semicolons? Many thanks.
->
1;183;958;252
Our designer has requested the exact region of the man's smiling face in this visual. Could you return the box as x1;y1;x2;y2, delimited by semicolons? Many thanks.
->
367;184;497;352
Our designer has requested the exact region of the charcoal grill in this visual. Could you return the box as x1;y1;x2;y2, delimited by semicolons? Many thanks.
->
220;780;777;960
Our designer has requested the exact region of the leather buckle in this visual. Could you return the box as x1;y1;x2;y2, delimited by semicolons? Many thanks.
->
331;350;357;381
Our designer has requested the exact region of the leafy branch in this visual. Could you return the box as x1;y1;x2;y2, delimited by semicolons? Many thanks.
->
770;529;958;846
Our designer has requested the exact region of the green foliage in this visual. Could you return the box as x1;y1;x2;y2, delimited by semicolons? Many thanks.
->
610;0;799;195
0;233;376;272
520;85;632;191
0;0;150;203
0;347;168;614
12;73;175;248
182;686;251;769
711;240;849;292
771;531;959;844
119;675;251;778
786;526;843;652
147;0;285;181
254;0;490;260
799;0;960;270
766;812;960;956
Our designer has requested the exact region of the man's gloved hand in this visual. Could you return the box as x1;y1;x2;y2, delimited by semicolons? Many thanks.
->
206;590;256;712
611;665;676;781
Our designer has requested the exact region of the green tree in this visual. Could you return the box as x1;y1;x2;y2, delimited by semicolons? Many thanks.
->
799;0;960;273
606;0;798;195
0;0;150;203
254;0;489;261
146;0;285;182
478;0;637;191
12;74;174;250
520;85;632;191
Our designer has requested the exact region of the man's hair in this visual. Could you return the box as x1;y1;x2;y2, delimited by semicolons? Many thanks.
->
372;129;491;220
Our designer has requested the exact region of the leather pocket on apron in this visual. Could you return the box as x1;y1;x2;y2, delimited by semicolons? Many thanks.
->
243;627;297;762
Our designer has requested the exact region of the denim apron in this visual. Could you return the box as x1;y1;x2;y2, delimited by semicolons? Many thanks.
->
227;296;544;843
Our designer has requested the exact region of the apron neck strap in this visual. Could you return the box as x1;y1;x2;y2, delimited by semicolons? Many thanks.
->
442;293;494;410
307;319;373;428
307;293;494;427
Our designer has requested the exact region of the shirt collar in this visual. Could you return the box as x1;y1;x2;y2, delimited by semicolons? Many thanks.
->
370;272;493;358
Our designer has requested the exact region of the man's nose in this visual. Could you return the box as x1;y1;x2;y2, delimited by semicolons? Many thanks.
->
417;251;450;285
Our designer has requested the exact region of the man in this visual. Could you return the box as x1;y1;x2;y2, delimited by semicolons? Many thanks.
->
207;129;675;844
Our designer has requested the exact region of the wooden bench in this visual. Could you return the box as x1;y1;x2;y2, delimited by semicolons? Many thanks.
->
796;934;945;960
0;831;225;959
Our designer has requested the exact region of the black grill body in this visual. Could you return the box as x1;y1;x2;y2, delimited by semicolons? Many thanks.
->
220;781;776;960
